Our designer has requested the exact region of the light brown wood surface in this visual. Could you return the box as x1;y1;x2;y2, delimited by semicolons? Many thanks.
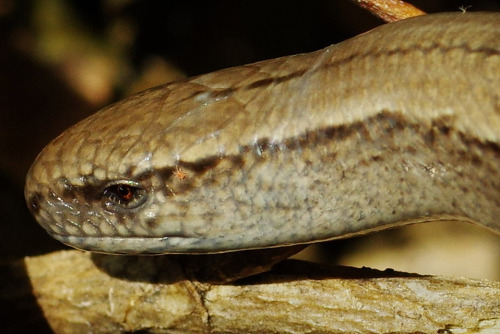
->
23;250;500;334
349;0;426;21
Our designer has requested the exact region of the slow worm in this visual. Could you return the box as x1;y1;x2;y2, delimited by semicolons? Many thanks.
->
25;13;500;254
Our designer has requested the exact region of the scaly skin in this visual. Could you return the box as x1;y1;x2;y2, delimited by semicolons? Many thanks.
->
25;13;500;254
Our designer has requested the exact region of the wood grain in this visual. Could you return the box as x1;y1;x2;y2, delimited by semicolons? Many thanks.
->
23;250;500;334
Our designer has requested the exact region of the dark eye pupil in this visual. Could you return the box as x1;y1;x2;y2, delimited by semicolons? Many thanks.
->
102;182;148;211
116;185;134;201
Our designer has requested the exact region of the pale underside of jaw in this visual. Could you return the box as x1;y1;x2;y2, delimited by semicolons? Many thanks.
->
52;233;267;255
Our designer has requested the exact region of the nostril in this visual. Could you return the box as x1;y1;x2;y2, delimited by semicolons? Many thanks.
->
27;192;42;214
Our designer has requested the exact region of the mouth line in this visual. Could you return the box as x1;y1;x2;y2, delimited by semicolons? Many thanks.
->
50;233;213;254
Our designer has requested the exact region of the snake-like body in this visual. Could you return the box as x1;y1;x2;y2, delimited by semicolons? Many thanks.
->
25;13;500;254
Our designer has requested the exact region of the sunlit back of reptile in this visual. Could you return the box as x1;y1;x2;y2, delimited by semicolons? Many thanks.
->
25;13;500;254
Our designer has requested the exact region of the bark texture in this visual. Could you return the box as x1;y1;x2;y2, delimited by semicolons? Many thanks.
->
21;250;500;334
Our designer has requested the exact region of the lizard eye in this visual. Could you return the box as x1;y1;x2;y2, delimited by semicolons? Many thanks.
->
102;181;148;212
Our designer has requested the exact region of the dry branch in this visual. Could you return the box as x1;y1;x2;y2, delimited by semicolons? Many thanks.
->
23;250;500;334
349;0;426;22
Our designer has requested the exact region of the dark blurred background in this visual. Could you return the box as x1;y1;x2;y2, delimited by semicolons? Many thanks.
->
1;0;499;332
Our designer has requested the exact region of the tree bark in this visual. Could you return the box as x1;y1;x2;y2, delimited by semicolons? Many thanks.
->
20;250;500;334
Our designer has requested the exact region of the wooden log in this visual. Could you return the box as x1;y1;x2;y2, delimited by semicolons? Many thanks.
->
22;250;500;334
